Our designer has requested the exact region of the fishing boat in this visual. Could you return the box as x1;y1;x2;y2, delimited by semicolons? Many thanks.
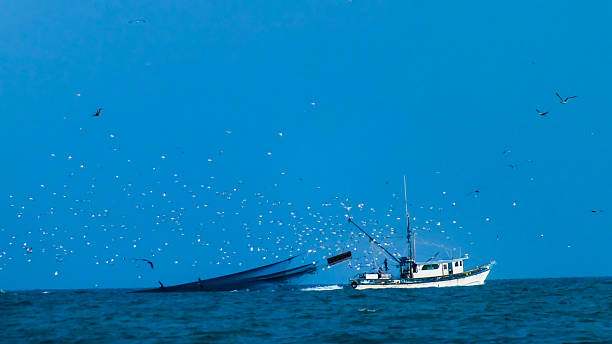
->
348;177;491;290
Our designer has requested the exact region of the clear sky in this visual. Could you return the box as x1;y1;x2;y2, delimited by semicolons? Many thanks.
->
1;1;611;290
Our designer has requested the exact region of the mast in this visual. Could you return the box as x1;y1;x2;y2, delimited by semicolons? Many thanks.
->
403;175;414;262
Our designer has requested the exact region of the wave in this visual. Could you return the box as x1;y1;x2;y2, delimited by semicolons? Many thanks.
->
301;285;344;291
358;308;377;313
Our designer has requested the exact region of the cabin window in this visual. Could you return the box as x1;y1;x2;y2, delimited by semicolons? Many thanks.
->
455;262;458;267
421;264;439;270
443;264;447;269
460;261;463;266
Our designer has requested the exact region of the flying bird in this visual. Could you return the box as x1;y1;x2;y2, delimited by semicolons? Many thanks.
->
502;149;512;155
128;19;147;24
556;92;577;104
507;164;518;169
93;108;102;117
536;109;549;116
467;189;480;197
135;258;154;269
591;209;604;213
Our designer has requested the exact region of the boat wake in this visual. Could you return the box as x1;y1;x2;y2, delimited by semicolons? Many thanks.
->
300;285;344;291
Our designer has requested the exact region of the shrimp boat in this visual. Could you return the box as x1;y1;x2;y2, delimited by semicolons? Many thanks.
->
348;177;491;290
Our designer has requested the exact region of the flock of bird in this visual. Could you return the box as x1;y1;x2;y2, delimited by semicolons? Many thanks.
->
2;85;601;285
0;16;601;284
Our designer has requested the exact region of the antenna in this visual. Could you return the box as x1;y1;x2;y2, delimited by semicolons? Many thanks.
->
403;175;409;226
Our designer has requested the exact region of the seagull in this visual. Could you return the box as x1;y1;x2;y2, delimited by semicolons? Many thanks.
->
591;209;604;213
135;258;154;269
502;149;512;155
467;189;480;197
128;19;146;24
92;108;102;117
555;92;577;104
536;109;549;116
507;164;518;169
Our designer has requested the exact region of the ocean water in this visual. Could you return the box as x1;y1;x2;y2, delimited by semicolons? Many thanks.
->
2;278;612;344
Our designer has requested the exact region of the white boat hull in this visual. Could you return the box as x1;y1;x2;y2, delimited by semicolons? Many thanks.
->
353;267;490;290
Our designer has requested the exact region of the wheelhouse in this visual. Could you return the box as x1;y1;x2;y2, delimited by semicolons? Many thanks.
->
399;257;467;279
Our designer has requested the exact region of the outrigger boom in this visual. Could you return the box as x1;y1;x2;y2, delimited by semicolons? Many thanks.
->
347;218;400;263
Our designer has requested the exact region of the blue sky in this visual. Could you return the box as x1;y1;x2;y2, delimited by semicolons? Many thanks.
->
1;1;611;290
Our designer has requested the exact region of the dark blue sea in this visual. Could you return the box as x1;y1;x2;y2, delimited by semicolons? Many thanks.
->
3;278;612;344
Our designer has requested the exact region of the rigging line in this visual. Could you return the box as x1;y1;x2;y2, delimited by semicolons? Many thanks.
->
347;217;400;263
